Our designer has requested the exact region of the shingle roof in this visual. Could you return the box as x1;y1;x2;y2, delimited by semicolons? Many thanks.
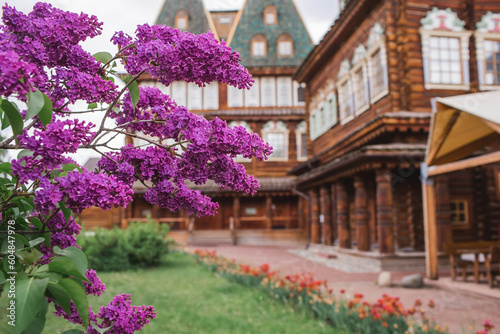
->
155;0;211;35
229;0;313;67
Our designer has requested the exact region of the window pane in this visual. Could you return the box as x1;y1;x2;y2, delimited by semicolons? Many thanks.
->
266;133;285;158
426;37;462;85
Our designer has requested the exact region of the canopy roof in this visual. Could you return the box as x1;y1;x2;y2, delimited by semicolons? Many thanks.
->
425;90;500;166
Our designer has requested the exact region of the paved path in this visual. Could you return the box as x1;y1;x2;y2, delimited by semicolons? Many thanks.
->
186;244;500;334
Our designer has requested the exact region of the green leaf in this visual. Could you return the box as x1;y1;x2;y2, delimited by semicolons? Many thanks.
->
38;93;53;128
123;75;140;107
57;200;73;222
62;163;83;173
53;246;88;276
21;297;47;334
61;330;85;334
88;103;98;109
93;52;113;65
13;233;30;246
17;149;34;159
14;274;49;334
1;110;11;130
91;322;113;334
17;248;43;265
58;278;89;329
48;256;88;282
25;89;45;120
0;162;12;173
28;237;45;248
47;281;72;316
1;99;23;140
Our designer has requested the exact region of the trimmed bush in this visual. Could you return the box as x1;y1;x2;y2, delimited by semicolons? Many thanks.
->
79;221;170;271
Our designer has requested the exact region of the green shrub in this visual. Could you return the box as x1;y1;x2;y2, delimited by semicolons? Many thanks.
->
79;221;170;271
125;221;170;268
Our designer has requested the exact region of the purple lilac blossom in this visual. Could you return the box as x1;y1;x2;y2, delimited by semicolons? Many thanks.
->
0;50;42;97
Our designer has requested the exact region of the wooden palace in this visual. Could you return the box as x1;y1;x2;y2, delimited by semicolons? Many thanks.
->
292;0;500;268
80;0;500;261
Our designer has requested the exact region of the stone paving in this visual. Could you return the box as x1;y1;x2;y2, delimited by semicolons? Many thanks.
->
186;244;500;334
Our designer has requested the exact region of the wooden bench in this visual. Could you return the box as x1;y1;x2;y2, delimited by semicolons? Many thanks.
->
444;241;500;283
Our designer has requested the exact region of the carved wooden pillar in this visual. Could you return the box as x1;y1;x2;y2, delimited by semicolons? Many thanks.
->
336;182;350;248
376;170;394;254
309;189;320;244
265;196;273;230
435;176;452;251
354;176;370;251
298;196;305;228
233;196;240;229
330;183;337;244
320;186;332;245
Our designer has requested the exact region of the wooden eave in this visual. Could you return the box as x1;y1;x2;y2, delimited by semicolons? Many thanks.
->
296;143;426;187
293;0;381;83
290;112;431;175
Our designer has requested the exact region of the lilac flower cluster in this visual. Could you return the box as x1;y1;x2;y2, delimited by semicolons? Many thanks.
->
0;50;42;97
54;294;156;334
0;3;117;105
12;119;94;183
111;24;253;89
84;269;106;297
38;212;81;261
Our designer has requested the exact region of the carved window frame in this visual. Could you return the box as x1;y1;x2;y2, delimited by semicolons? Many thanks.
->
277;34;294;57
366;37;389;103
476;32;500;90
262;121;289;162
175;10;189;30
337;75;354;125
264;5;278;25
251;34;267;57
350;60;370;116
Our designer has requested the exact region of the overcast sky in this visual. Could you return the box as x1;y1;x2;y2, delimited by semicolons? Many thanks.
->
5;0;338;53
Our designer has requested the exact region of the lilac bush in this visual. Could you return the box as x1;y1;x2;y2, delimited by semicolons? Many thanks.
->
0;2;271;333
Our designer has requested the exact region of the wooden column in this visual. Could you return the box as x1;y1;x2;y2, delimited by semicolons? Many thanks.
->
336;182;350;248
435;176;452;251
376;170;394;254
265;196;273;230
297;197;305;228
354;176;370;251
233;196;240;229
320;186;332;245
330;183;337;244
422;177;438;279
309;189;320;244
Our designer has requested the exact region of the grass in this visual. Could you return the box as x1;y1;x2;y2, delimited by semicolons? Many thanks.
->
5;252;339;333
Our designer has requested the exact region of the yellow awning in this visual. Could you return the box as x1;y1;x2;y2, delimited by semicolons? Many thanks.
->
425;90;500;166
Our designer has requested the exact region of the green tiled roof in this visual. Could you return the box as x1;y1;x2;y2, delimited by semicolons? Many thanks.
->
155;0;211;35
230;0;313;67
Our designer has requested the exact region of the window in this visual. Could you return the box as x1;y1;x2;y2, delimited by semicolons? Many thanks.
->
352;67;368;113
175;10;189;30
338;78;353;123
450;200;468;226
251;34;267;57
420;8;471;90
277;34;293;57
366;23;389;102
429;37;462;85
296;121;307;160
277;76;292;106
484;40;500;85
264;5;277;25
262;121;289;161
476;12;500;90
326;93;337;126
244;77;260;107
227;85;243;107
260;76;276;107
293;81;306;106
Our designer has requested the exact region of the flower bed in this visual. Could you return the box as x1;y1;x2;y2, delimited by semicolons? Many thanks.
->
194;249;448;334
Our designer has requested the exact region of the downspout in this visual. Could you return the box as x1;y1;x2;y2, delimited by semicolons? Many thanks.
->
292;188;311;249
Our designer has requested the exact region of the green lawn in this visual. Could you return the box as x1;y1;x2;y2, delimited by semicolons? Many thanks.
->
4;252;339;333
